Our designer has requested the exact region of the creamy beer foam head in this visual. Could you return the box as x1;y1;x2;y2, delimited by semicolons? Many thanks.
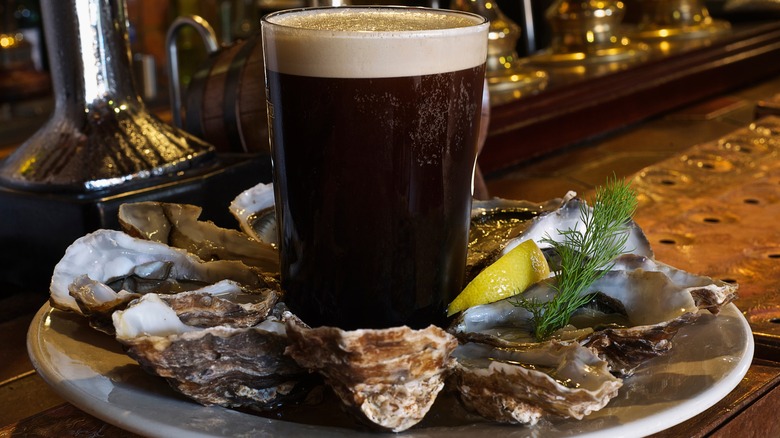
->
261;7;489;78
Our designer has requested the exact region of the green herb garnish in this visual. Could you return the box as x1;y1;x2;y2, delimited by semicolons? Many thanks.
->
515;176;638;341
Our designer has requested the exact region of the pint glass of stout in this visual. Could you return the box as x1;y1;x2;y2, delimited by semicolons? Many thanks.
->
261;7;488;330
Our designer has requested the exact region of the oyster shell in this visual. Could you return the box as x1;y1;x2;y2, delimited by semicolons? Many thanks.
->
118;201;279;273
50;229;278;315
456;192;735;382
581;311;701;376
157;283;279;328
70;273;277;335
113;294;313;409
43;187;741;430
501;193;654;260
284;321;458;432
466;193;653;284
229;182;277;245
467;197;561;282
67;274;140;326
451;341;622;425
451;254;736;375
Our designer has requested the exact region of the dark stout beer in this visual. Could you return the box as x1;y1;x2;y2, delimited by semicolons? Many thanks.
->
262;7;488;329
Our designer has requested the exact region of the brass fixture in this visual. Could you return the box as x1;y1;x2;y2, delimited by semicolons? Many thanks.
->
630;0;730;54
452;0;548;106
527;0;650;86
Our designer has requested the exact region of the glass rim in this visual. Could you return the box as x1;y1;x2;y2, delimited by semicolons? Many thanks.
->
261;6;489;37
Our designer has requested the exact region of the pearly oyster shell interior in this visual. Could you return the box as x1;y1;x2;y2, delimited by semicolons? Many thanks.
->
50;229;278;314
497;193;654;260
229;182;278;245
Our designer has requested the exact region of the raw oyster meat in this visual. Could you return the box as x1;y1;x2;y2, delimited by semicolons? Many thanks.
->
451;341;622;425
284;320;458;432
50;229;278;315
119;201;279;273
113;294;313;409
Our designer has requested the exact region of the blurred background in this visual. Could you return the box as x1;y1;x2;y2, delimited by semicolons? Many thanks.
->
0;0;767;152
0;0;777;299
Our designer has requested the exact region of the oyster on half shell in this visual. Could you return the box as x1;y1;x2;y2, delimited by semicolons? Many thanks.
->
500;193;654;260
118;201;279;273
452;341;622;425
451;254;737;375
466;193;653;284
445;193;739;425
50;229;279;316
113;294;313;409
69;276;277;335
284;319;458;432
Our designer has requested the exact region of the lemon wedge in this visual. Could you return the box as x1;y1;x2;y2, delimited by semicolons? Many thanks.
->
447;239;550;316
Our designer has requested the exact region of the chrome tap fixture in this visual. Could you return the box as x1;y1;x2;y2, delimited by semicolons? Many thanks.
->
0;0;214;192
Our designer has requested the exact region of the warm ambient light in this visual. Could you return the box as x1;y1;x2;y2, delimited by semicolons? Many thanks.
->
0;33;23;48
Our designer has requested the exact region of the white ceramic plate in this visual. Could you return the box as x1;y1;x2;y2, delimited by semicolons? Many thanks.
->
28;303;753;438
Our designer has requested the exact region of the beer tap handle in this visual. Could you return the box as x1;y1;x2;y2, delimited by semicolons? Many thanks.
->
165;15;219;128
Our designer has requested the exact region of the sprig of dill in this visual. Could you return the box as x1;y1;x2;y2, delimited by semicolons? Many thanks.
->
515;176;638;341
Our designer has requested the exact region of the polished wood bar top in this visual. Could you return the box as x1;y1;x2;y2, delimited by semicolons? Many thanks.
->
4;76;780;438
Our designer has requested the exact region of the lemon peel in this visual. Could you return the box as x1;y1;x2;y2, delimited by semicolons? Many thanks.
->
447;239;550;316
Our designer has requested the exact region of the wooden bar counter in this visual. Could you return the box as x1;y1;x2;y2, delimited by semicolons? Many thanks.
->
4;47;780;438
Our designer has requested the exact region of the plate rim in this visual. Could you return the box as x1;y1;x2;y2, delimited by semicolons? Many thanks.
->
27;302;754;438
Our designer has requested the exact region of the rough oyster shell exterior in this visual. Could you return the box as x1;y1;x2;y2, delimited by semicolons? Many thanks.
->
452;342;622;425
581;311;701;376
284;320;458;432
113;295;312;409
158;284;279;328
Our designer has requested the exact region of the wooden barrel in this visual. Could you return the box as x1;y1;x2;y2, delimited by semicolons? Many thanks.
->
184;33;269;154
